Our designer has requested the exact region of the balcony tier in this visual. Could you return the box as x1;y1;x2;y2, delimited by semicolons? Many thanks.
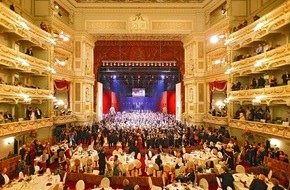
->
0;84;53;103
203;114;229;126
0;3;54;49
228;85;290;105
0;118;53;137
0;44;53;75
231;43;290;76
229;119;290;140
228;0;290;50
53;115;76;125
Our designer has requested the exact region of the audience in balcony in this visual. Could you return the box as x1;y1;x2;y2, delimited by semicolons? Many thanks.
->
269;75;278;87
40;22;48;32
257;76;266;88
4;111;13;122
253;15;260;21
281;71;290;85
232;19;248;33
35;107;42;119
233;54;251;62
9;3;15;12
0;112;4;123
256;44;263;55
249;78;258;89
25;47;33;56
231;79;242;91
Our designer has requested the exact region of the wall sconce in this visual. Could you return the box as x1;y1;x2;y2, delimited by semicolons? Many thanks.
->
4;137;14;145
210;34;225;44
254;22;264;31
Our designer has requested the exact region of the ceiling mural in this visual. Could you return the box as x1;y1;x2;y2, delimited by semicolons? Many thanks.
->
74;0;204;3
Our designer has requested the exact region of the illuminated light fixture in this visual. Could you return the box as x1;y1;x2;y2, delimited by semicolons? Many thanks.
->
216;101;225;108
254;60;263;67
19;21;30;30
49;38;56;45
254;22;264;31
55;5;59;9
161;75;165;79
225;68;233;74
252;95;264;104
210;34;225;44
224;98;230;103
4;137;14;145
224;39;232;45
17;58;29;66
49;67;56;74
24;97;32;102
55;58;66;66
58;32;70;42
214;59;221;64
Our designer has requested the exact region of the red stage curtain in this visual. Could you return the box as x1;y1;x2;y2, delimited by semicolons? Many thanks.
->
209;80;227;109
54;79;70;108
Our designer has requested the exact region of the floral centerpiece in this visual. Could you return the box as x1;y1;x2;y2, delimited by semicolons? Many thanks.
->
242;129;254;141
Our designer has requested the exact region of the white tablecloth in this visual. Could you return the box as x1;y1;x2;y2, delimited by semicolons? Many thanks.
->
5;174;60;190
233;173;274;190
165;182;203;190
184;150;218;167
151;154;177;168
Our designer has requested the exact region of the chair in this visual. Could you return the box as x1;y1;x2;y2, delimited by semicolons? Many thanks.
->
268;169;272;180
18;171;24;179
235;164;246;173
216;177;222;190
148;176;162;190
127;163;136;177
153;163;160;177
227;187;233;190
52;183;59;190
148;150;152;158
137;152;141;160
45;168;51;175
59;172;67;189
130;151;135;158
75;180;85;190
112;150;118;156
118;148;123;154
199;178;209;190
99;177;110;188
87;144;94;150
135;159;142;176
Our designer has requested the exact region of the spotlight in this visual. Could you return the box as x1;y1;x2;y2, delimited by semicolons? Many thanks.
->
113;75;116;79
161;75;165;79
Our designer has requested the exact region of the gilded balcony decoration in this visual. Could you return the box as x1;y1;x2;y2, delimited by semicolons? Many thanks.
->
0;44;53;75
0;84;53;103
228;0;290;49
229;119;290;139
203;114;229;125
0;3;54;49
0;118;53;137
230;43;290;76
53;115;76;125
228;85;290;105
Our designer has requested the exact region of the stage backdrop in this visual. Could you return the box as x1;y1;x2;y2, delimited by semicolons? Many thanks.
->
94;41;184;114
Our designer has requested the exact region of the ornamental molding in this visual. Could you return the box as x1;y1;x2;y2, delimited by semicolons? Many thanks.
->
229;119;290;140
86;20;127;33
0;118;53;137
53;115;76;124
151;20;193;32
203;114;229;125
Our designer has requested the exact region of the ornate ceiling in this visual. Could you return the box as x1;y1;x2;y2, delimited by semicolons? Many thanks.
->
74;0;205;3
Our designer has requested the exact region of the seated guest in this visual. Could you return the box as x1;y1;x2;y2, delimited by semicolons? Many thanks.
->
40;22;48;32
249;174;268;190
123;178;134;190
155;155;163;170
281;71;290;85
25;47;33;56
0;167;9;187
271;178;284;190
253;15;260;21
258;76;266;88
184;168;195;184
218;167;235;190
4;111;13;122
10;3;16;12
269;75;278;87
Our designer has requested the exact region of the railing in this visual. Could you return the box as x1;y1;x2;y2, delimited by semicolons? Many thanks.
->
0;84;53;99
228;85;290;103
0;118;53;137
0;44;53;75
229;119;290;139
228;0;290;49
53;115;76;124
203;114;229;125
0;3;54;49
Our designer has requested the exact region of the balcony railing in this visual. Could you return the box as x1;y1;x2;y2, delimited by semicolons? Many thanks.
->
0;44;53;75
231;43;290;75
53;115;76;125
228;85;290;104
0;3;54;49
0;84;53;101
229;119;290;139
203;114;229;125
228;0;290;49
0;118;53;137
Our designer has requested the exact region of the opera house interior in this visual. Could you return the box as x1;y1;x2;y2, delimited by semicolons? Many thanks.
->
0;0;290;189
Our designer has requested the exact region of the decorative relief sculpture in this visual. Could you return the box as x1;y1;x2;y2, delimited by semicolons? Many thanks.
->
130;13;147;32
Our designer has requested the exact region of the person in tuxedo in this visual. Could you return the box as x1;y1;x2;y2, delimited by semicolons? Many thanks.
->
30;159;40;175
123;178;134;190
25;47;33;56
34;107;42;119
155;155;163;170
184;167;195;183
282;71;290;85
271;178;284;190
0;168;9;187
3;111;13;122
19;144;27;160
218;167;235;190
98;148;106;175
249;174;268;190
26;107;33;120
